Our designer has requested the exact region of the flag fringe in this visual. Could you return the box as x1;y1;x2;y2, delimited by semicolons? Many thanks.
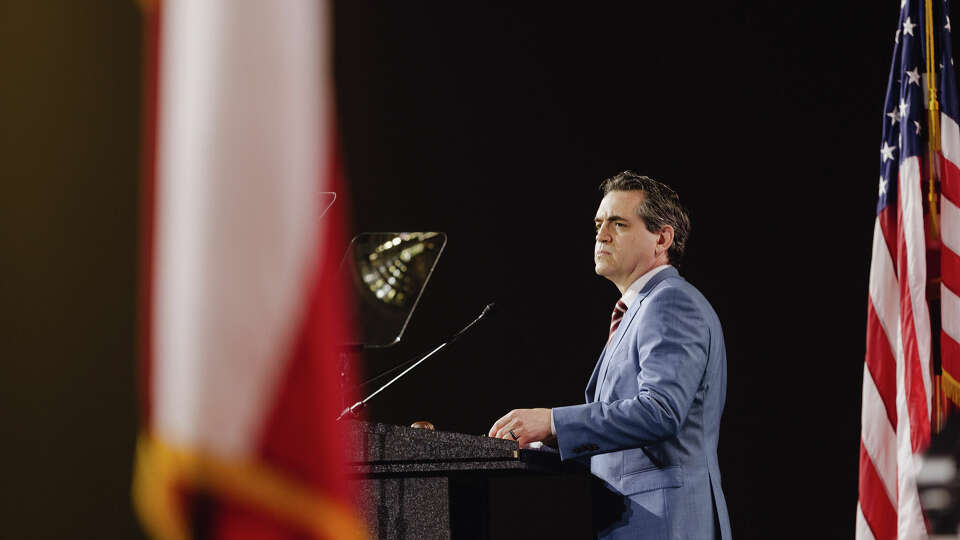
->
132;433;368;540
942;370;960;408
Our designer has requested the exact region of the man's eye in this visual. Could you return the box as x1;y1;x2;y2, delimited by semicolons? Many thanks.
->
615;222;626;228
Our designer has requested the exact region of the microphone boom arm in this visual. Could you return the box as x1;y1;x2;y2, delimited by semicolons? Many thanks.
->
336;303;494;421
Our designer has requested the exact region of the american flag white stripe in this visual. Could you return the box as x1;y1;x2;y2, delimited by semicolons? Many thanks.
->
941;195;960;254
942;113;960;166
942;286;960;345
894;326;927;540
861;362;899;504
857;504;878;540
896;156;933;435
870;220;901;354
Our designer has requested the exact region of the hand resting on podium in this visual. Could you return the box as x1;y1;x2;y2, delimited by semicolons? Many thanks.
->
488;407;557;448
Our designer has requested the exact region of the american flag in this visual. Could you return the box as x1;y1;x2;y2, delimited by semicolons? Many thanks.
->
858;0;960;538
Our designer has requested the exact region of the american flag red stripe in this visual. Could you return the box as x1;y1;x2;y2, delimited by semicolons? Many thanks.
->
939;154;960;204
859;441;898;540
942;237;960;291
866;300;898;429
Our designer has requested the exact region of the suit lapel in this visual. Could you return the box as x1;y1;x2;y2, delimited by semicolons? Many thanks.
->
593;267;679;399
594;302;641;400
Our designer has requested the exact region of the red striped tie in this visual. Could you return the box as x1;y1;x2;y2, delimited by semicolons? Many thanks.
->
608;300;627;343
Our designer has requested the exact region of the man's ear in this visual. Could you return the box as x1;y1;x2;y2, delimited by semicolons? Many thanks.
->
657;225;675;257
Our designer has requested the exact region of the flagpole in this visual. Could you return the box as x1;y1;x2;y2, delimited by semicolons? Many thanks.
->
924;0;945;433
925;0;941;215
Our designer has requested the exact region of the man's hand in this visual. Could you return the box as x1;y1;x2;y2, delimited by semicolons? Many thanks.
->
488;408;552;446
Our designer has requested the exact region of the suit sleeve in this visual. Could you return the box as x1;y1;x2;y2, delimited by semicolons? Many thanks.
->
552;286;709;460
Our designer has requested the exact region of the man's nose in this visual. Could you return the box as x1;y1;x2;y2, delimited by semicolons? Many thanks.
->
596;223;611;242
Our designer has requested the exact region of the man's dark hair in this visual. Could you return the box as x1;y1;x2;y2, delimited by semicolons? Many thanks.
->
599;171;691;266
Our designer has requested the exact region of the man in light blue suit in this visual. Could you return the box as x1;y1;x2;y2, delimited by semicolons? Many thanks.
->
490;172;731;539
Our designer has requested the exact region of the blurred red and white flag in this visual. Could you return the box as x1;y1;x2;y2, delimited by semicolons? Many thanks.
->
133;1;364;538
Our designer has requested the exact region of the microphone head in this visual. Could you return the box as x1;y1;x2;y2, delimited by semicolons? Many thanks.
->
481;303;496;318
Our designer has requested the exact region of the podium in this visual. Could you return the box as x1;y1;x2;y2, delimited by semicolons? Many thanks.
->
345;421;594;539
337;236;594;537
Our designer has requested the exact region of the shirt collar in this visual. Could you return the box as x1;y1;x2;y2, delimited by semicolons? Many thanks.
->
620;264;671;308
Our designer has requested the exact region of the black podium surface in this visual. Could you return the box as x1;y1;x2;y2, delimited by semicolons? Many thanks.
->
344;420;593;539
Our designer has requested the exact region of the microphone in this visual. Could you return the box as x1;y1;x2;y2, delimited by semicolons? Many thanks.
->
336;303;496;421
446;303;495;343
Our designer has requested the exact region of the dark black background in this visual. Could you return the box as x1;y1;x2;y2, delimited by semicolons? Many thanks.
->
0;1;931;538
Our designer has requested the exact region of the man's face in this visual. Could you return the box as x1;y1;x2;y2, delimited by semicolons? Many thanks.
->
594;190;661;289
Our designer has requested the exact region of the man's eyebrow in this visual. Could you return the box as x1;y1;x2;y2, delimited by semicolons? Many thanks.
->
594;215;629;223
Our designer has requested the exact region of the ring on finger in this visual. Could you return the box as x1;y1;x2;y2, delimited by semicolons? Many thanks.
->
508;429;518;440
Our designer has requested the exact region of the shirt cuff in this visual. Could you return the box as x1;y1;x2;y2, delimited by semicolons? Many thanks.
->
550;408;556;435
